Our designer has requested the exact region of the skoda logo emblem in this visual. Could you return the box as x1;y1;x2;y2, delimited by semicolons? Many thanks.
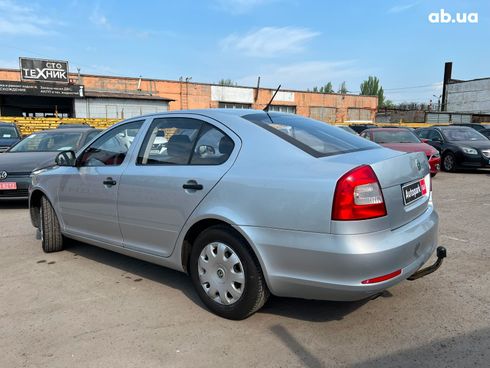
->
0;171;7;180
416;160;421;171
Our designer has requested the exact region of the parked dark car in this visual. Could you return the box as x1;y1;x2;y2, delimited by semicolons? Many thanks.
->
335;125;359;135
0;122;22;153
0;128;101;198
451;123;490;139
349;124;377;133
415;126;490;172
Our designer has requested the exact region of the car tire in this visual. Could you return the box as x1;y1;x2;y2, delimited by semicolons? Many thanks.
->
430;173;437;178
189;225;269;320
40;196;64;253
442;152;456;172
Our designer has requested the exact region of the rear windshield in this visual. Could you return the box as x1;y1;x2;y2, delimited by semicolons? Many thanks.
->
243;113;378;157
9;132;83;152
0;126;19;139
371;129;420;143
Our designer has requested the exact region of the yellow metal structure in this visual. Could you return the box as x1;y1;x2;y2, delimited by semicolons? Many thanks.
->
0;116;454;136
0;117;120;135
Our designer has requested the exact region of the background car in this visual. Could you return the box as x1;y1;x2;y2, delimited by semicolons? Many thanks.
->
415;126;490;172
335;125;359;135
0;128;100;198
0;122;22;153
361;127;441;176
348;124;377;133
451;123;490;139
29;110;440;320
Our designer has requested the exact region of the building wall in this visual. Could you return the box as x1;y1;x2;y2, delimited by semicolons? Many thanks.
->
446;79;490;113
0;68;378;122
74;98;168;119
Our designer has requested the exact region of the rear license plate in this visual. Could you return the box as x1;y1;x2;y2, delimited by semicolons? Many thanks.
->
402;179;426;205
0;182;17;190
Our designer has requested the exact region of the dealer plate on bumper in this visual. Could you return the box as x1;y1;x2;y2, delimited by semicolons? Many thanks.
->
402;179;426;206
0;182;17;190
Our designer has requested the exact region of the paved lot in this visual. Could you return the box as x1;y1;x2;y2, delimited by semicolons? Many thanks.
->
0;171;489;368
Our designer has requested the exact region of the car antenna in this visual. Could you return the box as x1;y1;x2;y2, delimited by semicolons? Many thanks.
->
263;84;281;111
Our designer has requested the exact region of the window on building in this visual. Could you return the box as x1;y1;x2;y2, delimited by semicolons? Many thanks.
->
347;108;372;121
218;102;252;109
310;107;337;122
268;105;296;114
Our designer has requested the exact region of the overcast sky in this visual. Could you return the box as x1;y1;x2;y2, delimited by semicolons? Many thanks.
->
0;0;488;104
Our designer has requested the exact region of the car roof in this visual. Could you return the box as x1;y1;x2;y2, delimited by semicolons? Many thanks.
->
125;109;311;122
0;121;17;126
363;127;410;132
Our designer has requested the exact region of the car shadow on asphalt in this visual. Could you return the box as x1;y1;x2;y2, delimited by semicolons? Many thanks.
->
0;199;28;209
259;292;388;323
349;327;490;368
269;325;490;368
64;238;383;322
454;168;490;175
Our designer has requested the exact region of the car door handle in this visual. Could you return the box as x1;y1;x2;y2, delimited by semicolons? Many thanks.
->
183;180;203;191
103;177;117;187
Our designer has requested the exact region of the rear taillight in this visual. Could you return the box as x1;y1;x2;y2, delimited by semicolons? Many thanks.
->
332;165;387;221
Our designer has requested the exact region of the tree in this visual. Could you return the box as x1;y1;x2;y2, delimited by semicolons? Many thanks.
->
310;82;334;94
337;81;348;94
382;100;395;109
360;76;385;107
218;79;237;86
320;82;334;93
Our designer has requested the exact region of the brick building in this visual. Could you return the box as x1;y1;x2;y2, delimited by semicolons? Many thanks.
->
0;59;377;122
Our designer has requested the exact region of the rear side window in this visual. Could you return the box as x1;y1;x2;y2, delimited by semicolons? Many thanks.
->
137;117;234;165
243;113;378;157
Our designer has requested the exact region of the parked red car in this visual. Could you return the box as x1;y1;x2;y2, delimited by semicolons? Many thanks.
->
361;128;441;176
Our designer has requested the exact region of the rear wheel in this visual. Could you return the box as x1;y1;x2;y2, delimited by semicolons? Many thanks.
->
40;196;64;253
442;152;456;172
189;226;269;320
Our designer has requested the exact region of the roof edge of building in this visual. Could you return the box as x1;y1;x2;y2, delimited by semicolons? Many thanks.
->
0;67;377;99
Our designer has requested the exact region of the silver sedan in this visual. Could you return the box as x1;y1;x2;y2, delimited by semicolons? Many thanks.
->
29;109;442;319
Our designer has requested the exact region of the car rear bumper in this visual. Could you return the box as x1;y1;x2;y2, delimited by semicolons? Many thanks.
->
0;176;30;198
237;204;439;301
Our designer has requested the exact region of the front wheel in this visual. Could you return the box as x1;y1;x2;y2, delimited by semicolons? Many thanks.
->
40;196;65;253
189;226;269;320
442;152;456;172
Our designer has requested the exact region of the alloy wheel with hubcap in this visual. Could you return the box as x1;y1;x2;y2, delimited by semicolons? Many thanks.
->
189;226;269;320
198;242;245;305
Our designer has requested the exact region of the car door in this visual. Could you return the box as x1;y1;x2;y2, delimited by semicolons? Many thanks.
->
57;120;145;245
117;114;239;257
427;129;444;152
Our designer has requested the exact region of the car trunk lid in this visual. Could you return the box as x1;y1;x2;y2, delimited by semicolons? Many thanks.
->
323;147;430;231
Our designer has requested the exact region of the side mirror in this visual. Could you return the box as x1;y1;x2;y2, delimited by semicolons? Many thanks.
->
420;138;429;143
55;150;77;167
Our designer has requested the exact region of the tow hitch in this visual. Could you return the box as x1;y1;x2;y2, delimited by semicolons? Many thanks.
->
408;246;447;281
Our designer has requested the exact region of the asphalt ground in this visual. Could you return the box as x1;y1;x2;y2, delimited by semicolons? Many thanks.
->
0;170;489;368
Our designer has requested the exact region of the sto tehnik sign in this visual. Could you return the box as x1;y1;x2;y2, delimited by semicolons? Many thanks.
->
19;57;69;83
